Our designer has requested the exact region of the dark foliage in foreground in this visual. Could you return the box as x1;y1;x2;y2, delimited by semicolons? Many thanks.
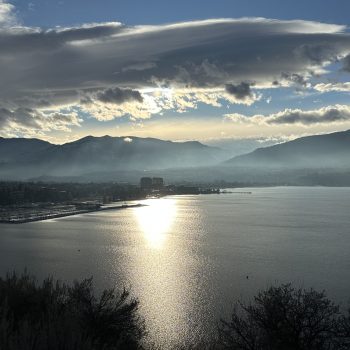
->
218;284;350;350
1;274;350;350
0;271;144;350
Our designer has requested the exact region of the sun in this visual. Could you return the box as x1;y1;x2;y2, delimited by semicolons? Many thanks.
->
134;198;177;248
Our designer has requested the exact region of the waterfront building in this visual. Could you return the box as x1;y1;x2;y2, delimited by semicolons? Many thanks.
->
140;177;153;190
152;177;164;190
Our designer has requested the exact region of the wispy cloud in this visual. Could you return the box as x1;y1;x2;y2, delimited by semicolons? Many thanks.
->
226;105;350;126
314;82;350;92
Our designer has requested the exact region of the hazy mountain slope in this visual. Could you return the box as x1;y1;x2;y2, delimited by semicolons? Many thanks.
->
3;130;350;184
0;137;53;163
226;130;350;168
0;136;229;179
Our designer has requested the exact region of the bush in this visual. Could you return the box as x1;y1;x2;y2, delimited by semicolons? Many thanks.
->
0;271;144;350
218;284;350;350
2;274;350;350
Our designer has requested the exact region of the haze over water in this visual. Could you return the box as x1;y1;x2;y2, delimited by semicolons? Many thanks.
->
1;187;350;348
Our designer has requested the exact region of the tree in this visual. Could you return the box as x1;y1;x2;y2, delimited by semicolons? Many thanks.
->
0;271;144;350
218;284;349;350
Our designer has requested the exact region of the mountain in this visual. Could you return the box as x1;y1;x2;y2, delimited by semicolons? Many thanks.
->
2;130;350;185
226;130;350;169
0;137;52;163
0;136;229;180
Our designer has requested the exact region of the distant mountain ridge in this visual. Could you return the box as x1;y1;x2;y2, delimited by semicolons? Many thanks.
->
0;137;52;163
226;130;350;169
1;130;350;184
0;135;229;180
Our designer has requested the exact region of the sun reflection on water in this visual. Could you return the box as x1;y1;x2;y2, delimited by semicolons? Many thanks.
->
134;198;177;248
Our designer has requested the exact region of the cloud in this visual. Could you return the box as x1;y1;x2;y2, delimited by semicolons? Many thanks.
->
0;22;124;54
96;87;143;104
0;0;16;26
1;18;349;95
79;93;158;121
225;82;252;98
0;107;81;137
268;106;350;125
314;82;350;92
225;82;259;105
1;16;350;135
342;54;350;71
226;105;350;126
280;73;310;87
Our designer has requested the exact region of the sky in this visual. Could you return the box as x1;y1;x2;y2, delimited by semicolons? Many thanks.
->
1;0;350;146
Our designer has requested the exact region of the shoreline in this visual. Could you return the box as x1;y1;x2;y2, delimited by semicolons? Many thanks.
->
0;203;146;225
2;185;345;225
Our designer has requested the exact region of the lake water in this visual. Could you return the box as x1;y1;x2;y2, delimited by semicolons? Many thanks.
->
1;187;350;348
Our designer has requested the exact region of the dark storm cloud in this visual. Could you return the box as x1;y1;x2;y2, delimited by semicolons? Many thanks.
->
294;43;339;65
225;82;254;100
96;87;143;104
0;22;124;53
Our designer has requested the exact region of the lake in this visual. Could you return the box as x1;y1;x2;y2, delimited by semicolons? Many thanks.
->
1;187;350;348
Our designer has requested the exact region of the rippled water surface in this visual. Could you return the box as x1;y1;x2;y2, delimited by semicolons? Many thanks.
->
1;187;350;347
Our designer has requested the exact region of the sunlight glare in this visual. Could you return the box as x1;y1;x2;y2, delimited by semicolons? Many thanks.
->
135;198;177;248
